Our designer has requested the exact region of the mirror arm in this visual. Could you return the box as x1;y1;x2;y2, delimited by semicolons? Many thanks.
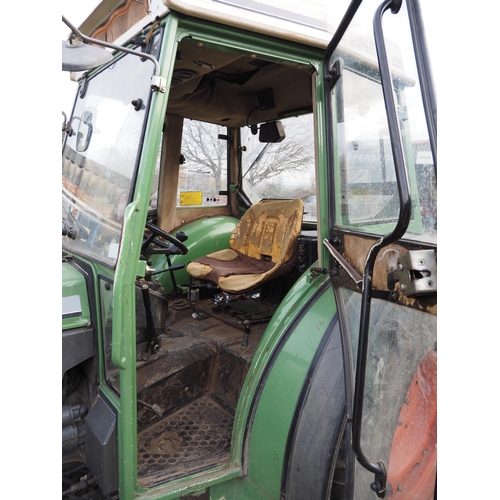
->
62;15;166;92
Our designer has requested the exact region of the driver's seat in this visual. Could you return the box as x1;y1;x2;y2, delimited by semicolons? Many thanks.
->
186;199;304;293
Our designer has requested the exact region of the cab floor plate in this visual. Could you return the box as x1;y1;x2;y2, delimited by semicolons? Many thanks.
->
137;394;232;487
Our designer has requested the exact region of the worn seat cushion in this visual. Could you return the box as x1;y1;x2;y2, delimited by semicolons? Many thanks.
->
186;199;304;293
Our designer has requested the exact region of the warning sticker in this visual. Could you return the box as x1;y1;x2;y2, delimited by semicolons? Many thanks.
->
180;191;203;206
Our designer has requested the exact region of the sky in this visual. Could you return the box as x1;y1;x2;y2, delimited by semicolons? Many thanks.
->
62;1;102;113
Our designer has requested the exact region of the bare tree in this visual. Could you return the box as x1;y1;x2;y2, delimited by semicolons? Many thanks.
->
180;116;314;196
243;139;313;187
181;120;226;193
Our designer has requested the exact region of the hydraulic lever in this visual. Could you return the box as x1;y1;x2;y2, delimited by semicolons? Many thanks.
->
140;284;160;355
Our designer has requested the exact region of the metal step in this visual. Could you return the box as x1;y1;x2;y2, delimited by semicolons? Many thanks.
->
137;393;233;488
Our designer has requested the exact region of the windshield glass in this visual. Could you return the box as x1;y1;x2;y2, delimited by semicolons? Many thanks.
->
241;113;316;221
331;0;436;243
62;46;156;266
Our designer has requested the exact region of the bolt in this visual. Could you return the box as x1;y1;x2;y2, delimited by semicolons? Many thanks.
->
427;280;434;287
418;258;425;266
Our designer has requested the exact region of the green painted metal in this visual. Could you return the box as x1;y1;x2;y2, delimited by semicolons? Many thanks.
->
111;14;181;499
228;268;329;465
246;283;336;499
210;476;274;500
175;16;324;69
62;262;91;330
313;68;330;269
62;253;115;387
63;11;333;500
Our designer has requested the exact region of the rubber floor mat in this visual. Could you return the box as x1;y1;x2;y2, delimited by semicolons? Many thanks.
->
137;394;233;486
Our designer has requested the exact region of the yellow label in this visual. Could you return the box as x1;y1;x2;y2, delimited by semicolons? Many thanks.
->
180;191;203;206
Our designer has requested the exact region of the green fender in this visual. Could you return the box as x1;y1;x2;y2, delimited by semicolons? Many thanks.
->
211;277;344;499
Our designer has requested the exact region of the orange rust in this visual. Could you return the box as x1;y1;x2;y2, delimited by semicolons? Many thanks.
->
386;350;437;498
91;0;150;43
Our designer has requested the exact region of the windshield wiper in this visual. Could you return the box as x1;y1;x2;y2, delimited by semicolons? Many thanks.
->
242;143;271;180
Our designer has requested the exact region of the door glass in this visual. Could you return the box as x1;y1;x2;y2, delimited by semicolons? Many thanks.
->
340;287;436;498
331;0;436;243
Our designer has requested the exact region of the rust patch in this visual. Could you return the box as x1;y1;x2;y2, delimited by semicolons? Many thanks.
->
341;234;437;315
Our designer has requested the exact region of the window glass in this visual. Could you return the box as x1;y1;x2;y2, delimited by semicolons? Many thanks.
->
331;0;436;243
177;119;228;207
339;70;398;224
241;114;316;221
62;46;156;266
340;287;436;499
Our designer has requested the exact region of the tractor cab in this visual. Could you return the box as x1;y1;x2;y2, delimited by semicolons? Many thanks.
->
62;1;436;498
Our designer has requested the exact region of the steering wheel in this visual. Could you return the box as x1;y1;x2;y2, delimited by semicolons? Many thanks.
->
142;221;189;256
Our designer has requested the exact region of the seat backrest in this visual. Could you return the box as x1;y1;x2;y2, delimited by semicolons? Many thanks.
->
229;198;304;265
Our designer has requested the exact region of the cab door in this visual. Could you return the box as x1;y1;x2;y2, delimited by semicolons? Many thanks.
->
322;0;437;497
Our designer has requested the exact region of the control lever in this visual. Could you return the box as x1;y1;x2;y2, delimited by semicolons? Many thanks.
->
147;231;188;296
147;262;185;278
137;398;164;418
141;284;160;354
241;320;251;347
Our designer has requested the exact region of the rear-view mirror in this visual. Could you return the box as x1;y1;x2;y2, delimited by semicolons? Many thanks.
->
62;39;113;72
259;121;285;143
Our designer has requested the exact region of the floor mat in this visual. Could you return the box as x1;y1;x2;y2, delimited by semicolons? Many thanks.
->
137;394;233;487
